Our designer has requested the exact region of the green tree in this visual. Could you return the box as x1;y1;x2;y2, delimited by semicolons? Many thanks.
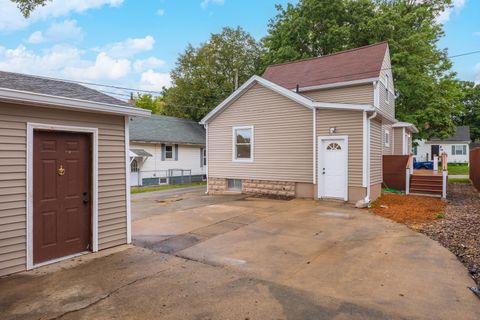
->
164;27;263;121
262;0;463;139
10;0;49;17
456;81;480;141
134;93;165;115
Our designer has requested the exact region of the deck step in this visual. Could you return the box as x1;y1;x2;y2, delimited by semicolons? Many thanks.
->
410;187;443;194
411;176;443;181
410;182;443;188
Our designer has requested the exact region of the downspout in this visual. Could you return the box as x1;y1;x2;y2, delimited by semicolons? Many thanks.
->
364;111;377;204
204;123;209;194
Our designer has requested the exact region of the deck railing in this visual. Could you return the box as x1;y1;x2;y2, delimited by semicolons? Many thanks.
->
405;153;414;194
441;152;448;199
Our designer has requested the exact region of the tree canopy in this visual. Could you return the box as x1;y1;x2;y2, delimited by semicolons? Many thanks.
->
262;0;462;139
163;27;263;121
456;81;480;141
10;0;49;17
134;93;165;115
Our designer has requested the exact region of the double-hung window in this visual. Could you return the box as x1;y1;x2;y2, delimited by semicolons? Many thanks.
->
452;145;467;155
165;145;174;160
232;126;253;162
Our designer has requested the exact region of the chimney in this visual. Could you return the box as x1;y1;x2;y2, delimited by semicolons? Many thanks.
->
128;92;136;106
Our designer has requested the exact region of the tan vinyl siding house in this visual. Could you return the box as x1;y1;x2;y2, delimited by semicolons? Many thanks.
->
0;71;149;277
202;42;416;204
315;109;364;199
208;83;313;183
303;84;373;105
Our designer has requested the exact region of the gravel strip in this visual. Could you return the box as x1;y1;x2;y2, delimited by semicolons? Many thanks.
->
421;183;480;284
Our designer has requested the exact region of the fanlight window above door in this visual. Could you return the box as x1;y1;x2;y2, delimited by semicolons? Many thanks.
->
326;143;341;151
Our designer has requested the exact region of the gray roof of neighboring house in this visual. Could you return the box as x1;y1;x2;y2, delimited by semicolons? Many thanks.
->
0;70;132;107
430;126;470;142
130;114;205;145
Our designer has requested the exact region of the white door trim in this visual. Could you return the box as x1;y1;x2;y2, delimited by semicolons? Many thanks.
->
317;135;349;201
26;122;99;270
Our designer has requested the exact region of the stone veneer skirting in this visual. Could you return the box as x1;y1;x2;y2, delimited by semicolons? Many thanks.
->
208;177;295;197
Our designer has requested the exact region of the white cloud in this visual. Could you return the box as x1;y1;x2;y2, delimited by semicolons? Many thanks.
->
0;0;123;31
139;70;172;90
0;42;170;95
64;52;131;80
156;9;165;16
437;0;466;24
200;0;225;9
0;44;83;76
27;20;83;44
95;35;155;58
27;31;44;44
133;57;166;73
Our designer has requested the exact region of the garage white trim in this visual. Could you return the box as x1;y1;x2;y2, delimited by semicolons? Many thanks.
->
26;122;99;270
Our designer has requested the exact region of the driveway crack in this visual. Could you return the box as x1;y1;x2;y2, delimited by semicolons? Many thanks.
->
46;267;174;320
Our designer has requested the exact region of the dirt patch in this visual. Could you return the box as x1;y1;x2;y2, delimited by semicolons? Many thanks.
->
421;183;480;284
370;193;446;228
245;194;294;201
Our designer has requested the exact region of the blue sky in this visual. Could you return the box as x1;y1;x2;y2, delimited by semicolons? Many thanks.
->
0;0;478;98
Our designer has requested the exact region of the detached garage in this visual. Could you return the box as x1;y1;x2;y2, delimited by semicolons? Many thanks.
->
0;71;150;276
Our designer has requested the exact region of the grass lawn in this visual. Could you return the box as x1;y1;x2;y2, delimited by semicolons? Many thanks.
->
447;164;469;175
448;178;471;184
131;181;206;194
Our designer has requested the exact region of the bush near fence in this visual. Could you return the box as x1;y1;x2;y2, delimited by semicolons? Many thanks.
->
470;148;480;191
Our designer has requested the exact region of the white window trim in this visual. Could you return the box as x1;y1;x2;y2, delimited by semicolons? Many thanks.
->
384;129;390;147
232;125;254;163
26;122;99;270
452;144;467;156
164;144;174;160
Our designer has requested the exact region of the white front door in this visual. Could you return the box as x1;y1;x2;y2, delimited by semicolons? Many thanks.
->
318;137;348;200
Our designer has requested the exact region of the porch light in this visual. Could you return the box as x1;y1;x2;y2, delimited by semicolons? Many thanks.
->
329;127;336;134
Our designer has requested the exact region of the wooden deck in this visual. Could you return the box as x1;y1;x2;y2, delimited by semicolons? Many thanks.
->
413;169;446;176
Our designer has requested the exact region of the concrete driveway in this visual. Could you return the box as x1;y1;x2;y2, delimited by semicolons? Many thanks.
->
0;188;478;319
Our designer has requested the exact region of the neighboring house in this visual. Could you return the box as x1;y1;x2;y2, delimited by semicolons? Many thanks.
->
0;71;150;277
201;42;417;203
414;126;471;163
129;115;206;187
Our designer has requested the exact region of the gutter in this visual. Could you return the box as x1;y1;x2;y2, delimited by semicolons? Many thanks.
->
0;87;151;117
364;111;378;204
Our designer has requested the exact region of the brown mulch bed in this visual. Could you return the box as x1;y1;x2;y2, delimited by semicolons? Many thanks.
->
421;183;480;284
370;193;446;228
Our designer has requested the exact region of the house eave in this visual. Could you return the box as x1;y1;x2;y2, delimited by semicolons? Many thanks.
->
295;77;379;93
200;75;376;124
130;140;205;146
0;87;151;117
313;102;374;112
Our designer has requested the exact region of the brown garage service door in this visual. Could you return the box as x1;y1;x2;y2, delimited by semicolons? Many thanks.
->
33;131;92;264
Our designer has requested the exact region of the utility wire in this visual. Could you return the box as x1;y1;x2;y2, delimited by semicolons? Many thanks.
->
3;48;480;101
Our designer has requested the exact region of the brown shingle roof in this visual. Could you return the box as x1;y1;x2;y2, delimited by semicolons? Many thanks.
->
262;42;388;90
